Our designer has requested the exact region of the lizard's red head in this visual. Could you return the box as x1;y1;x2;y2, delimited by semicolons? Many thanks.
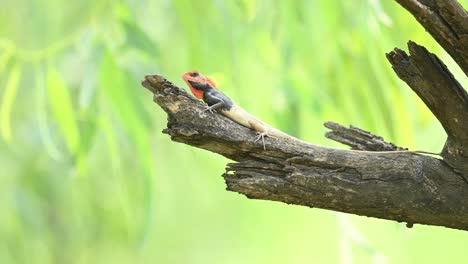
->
182;70;218;99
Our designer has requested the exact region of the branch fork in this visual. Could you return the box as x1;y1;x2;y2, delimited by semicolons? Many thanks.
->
141;0;468;231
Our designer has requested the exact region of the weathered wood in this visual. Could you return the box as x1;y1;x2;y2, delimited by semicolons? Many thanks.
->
394;0;468;75
324;122;407;151
140;0;468;231
142;75;468;231
387;41;468;172
387;41;468;144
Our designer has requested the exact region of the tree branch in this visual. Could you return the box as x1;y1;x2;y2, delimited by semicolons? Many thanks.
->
386;41;468;143
386;41;468;171
140;0;468;232
142;75;468;231
394;0;468;75
324;121;407;151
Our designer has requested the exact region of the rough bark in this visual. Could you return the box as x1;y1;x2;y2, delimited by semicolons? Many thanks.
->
394;0;468;75
324;122;407;151
141;0;468;231
142;74;468;231
386;41;468;172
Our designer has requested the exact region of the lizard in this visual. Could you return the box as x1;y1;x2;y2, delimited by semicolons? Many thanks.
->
181;70;441;156
181;70;304;148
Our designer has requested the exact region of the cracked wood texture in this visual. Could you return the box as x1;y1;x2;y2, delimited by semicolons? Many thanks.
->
386;41;468;172
324;122;407;151
394;0;468;75
141;0;468;231
142;75;468;231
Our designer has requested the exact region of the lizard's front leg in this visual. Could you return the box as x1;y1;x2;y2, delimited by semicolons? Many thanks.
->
202;101;225;113
202;90;229;114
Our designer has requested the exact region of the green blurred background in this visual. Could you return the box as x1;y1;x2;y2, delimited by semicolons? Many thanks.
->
1;0;468;263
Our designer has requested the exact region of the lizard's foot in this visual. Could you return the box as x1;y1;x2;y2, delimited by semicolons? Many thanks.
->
255;132;268;150
201;104;215;114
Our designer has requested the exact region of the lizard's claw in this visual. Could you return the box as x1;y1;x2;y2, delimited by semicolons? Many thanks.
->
201;105;215;114
255;132;267;150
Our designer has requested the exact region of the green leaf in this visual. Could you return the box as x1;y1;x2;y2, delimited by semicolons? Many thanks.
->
0;64;21;142
121;20;159;58
46;66;80;154
98;51;148;149
0;49;13;76
172;0;202;66
238;0;257;21
35;64;63;160
99;50;154;245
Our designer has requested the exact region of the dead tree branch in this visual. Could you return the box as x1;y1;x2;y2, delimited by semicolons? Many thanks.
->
140;0;468;231
386;41;468;172
386;41;468;144
142;75;468;231
324;122;407;151
394;0;468;75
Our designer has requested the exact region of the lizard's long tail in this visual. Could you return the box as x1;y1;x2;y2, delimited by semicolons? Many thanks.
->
220;106;440;155
221;105;309;145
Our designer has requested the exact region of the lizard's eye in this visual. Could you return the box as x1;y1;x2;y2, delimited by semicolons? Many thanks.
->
189;72;199;77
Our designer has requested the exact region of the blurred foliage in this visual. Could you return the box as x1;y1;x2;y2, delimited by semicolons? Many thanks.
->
1;0;467;263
